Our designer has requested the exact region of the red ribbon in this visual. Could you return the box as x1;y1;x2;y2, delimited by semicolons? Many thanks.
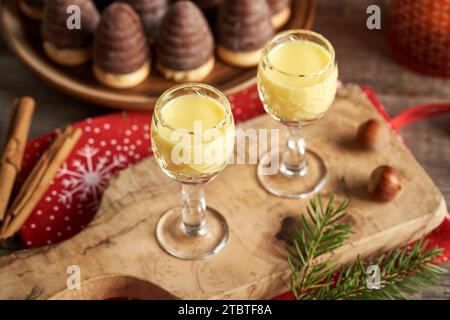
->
390;103;450;129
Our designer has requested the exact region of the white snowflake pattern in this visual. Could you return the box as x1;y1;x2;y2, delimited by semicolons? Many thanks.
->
57;145;127;208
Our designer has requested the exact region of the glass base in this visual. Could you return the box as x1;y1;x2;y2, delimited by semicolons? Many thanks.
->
257;149;328;199
156;206;229;260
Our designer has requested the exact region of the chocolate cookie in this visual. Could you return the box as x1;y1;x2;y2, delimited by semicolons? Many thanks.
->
217;0;274;67
93;2;150;88
42;0;100;65
156;1;215;81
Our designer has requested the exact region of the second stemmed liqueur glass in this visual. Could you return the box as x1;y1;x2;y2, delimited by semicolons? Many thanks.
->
257;30;338;198
151;83;235;260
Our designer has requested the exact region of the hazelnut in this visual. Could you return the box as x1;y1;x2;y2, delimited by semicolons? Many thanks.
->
356;119;389;150
368;165;402;202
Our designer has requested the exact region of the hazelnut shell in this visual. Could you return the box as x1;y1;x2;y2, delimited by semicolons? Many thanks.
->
368;165;402;202
356;119;389;150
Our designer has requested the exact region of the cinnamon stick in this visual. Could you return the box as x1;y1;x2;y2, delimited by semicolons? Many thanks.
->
0;126;82;239
0;97;35;222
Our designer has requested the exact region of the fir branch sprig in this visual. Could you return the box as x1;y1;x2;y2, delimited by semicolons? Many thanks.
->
287;195;352;300
288;195;447;300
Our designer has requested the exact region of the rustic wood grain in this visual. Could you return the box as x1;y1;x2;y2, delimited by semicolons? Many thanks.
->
0;0;449;299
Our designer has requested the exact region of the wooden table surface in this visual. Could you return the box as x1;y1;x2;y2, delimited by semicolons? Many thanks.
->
0;0;449;299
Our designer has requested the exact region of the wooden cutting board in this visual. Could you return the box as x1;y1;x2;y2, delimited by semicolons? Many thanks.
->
0;85;446;300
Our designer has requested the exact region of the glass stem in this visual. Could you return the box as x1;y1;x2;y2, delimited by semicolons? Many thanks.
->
280;126;308;177
181;183;208;237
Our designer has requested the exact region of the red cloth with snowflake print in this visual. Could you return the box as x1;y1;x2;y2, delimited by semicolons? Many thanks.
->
18;117;152;246
18;85;450;270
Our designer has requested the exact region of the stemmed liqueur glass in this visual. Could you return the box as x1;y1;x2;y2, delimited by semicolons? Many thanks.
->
257;30;338;198
151;83;235;260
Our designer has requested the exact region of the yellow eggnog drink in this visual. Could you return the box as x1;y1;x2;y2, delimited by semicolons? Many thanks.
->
256;30;338;200
151;92;235;182
152;84;234;260
258;35;338;123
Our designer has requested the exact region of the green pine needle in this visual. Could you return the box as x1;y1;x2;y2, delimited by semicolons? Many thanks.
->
288;195;447;300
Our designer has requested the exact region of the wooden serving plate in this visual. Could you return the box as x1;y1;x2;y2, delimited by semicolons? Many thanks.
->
0;85;446;300
0;0;316;110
